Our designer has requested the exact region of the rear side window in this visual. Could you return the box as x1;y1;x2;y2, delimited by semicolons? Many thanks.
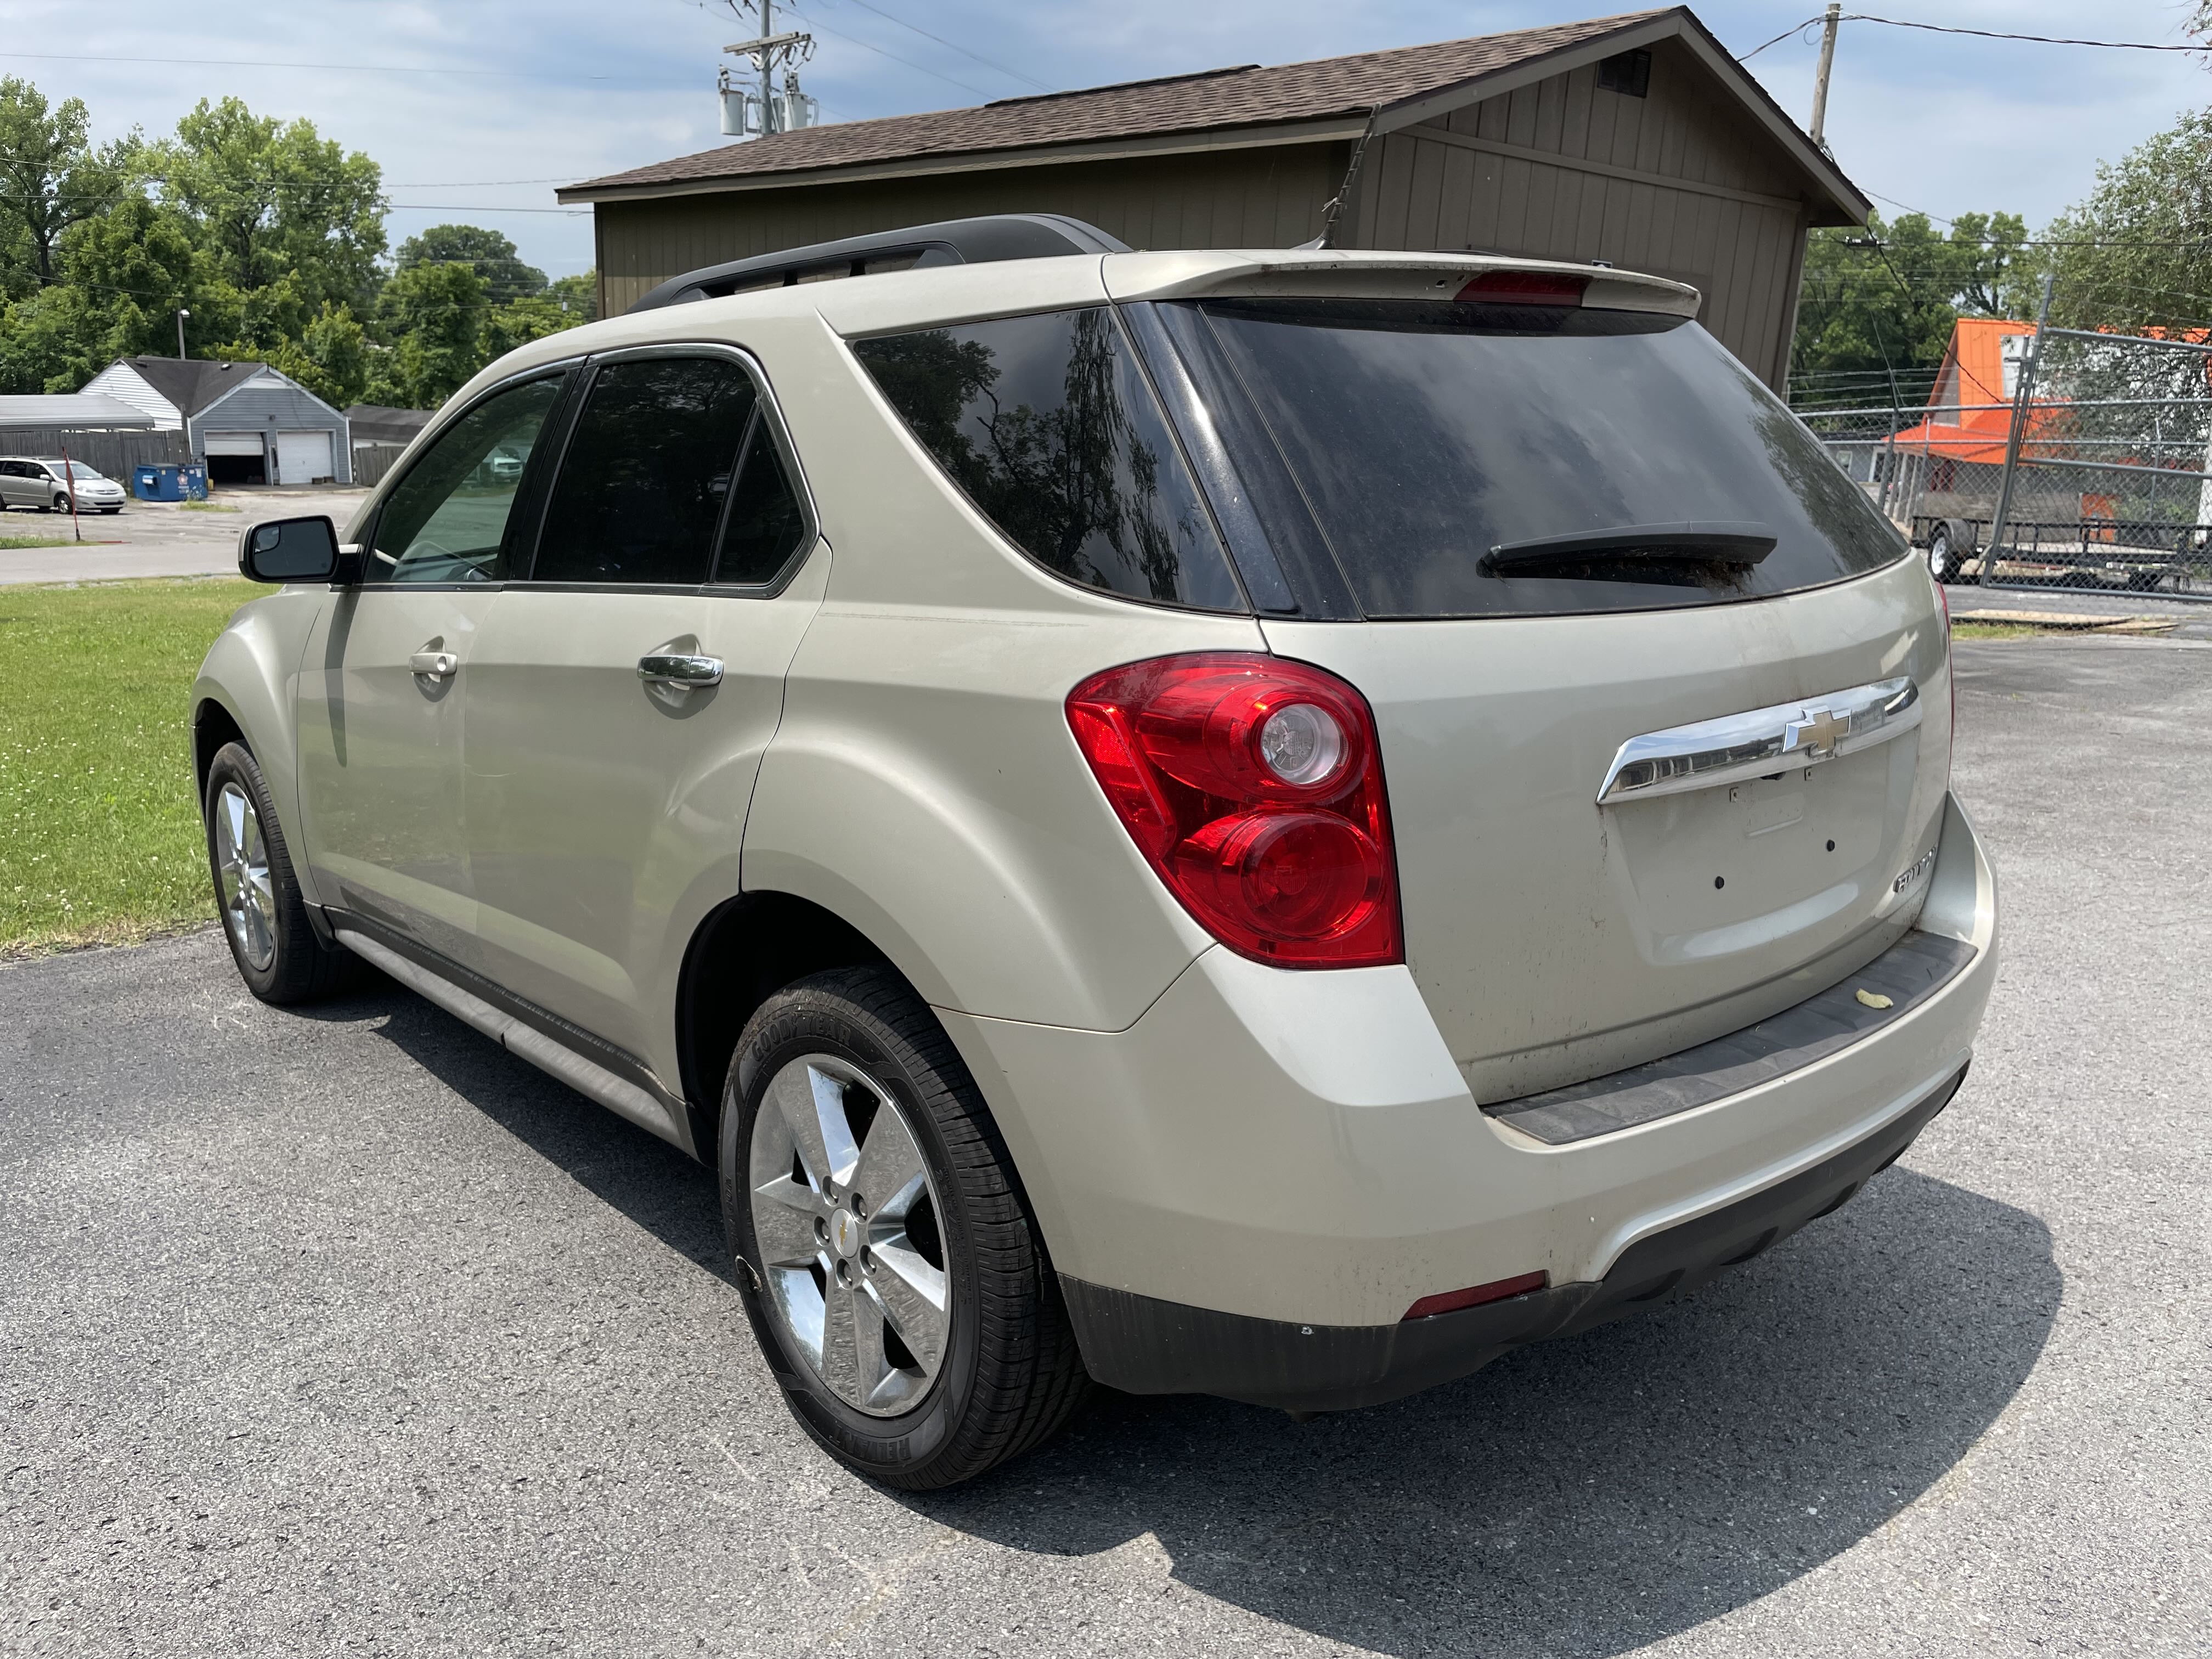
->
1181;298;1907;619
533;356;765;585
852;308;1245;612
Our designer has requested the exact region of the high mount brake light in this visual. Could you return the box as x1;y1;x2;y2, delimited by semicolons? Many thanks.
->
1066;653;1402;968
1454;270;1590;306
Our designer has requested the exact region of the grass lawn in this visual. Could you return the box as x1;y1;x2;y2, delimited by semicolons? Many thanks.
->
0;535;78;550
1;577;259;956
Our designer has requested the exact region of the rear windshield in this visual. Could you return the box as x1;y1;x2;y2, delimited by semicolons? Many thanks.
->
1180;298;1907;619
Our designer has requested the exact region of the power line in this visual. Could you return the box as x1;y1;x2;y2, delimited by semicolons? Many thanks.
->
778;5;999;99
1742;13;2206;60
815;0;1052;91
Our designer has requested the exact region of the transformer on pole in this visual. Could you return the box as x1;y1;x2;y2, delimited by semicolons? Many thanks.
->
718;0;819;137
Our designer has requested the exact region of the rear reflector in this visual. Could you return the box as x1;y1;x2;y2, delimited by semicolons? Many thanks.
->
1402;1271;1548;1321
1454;270;1589;306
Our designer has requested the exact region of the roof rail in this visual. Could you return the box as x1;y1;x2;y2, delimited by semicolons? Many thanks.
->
626;213;1130;314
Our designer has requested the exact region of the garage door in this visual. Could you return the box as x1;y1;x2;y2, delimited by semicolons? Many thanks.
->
203;431;264;456
275;430;335;484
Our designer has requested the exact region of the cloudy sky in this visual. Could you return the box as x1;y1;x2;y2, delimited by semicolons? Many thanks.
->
9;0;2206;281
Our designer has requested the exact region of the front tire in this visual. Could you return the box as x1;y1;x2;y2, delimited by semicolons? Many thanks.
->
721;967;1089;1489
202;741;357;1004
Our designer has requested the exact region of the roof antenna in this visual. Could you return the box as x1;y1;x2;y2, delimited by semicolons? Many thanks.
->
719;0;819;137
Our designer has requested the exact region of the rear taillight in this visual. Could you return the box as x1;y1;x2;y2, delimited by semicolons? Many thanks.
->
1455;270;1589;306
1066;653;1402;968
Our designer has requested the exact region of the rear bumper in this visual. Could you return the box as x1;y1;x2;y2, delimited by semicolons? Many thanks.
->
940;791;1997;1379
1060;1063;1965;1410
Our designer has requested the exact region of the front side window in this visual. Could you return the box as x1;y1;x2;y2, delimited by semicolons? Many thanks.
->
369;375;565;584
530;356;767;586
851;308;1245;612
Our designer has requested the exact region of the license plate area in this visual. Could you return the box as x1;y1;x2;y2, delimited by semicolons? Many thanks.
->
1607;741;1915;966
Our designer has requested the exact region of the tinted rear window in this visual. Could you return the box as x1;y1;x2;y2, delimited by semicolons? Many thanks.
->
853;309;1245;612
1184;298;1906;618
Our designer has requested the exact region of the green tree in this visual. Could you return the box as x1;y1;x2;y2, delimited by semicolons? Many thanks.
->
218;302;371;408
368;258;486;406
548;271;598;322
2035;109;2212;332
0;194;218;391
151;97;385;321
397;224;545;305
1791;209;2028;403
0;77;134;292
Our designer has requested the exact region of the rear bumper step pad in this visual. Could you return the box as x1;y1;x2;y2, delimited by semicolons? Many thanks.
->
1485;930;1977;1146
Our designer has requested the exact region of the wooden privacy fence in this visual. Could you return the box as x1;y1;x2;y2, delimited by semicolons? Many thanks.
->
0;426;192;481
349;441;411;489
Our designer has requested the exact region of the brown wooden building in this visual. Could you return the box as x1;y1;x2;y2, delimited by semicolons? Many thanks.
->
558;6;1866;391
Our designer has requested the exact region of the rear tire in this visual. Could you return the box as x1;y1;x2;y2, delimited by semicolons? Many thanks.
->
202;741;359;1005
721;967;1090;1489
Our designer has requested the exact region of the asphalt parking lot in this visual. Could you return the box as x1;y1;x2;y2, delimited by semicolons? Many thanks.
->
0;488;370;586
3;636;2207;1657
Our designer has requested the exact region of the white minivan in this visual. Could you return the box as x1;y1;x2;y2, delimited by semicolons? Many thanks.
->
192;216;1996;1489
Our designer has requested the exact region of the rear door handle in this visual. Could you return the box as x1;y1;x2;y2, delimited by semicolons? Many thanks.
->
638;652;724;689
409;651;458;679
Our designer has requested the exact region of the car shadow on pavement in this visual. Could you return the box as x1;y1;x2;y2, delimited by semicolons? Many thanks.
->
335;982;2058;1658
320;978;737;1278
913;1164;2060;1658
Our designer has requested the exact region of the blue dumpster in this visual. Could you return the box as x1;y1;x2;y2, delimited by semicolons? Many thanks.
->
181;464;208;501
133;464;183;502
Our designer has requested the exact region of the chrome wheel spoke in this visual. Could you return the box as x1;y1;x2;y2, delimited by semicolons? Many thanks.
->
766;1063;837;1192
866;1239;948;1372
749;1182;821;1267
854;1109;927;1220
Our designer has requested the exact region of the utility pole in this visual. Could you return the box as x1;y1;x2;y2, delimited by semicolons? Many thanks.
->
176;307;190;359
1809;2;1841;151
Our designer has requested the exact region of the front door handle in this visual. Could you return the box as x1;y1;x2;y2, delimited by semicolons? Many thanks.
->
638;652;724;689
409;651;458;679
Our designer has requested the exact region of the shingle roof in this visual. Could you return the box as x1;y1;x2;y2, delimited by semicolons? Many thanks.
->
563;10;1667;198
0;393;156;430
124;356;273;418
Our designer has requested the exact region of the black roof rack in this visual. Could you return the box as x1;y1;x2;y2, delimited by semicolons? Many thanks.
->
625;213;1130;314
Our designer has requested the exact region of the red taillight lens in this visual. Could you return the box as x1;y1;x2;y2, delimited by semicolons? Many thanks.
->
1066;652;1402;967
1454;269;1589;306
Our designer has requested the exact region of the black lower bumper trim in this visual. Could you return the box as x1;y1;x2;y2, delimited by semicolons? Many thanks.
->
1062;1062;1968;1413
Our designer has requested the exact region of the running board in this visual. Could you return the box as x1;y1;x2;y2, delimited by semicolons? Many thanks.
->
334;928;689;1152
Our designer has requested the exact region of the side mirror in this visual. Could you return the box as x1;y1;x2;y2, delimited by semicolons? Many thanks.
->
239;515;341;584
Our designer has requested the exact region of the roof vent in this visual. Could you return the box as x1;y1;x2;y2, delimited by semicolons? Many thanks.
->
218;361;233;370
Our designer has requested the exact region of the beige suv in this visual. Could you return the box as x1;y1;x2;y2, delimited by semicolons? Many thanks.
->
192;218;1998;1489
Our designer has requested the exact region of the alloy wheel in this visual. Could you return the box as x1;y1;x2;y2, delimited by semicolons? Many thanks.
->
212;781;276;971
748;1053;951;1417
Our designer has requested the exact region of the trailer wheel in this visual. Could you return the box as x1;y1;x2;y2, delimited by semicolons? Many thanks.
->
1927;523;1962;584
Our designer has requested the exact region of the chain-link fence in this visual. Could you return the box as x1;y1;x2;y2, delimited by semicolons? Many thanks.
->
1797;325;2212;603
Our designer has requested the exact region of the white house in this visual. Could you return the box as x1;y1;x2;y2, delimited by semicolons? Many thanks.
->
80;357;352;486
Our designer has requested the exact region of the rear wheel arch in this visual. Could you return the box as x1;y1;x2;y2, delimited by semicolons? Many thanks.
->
674;890;895;1144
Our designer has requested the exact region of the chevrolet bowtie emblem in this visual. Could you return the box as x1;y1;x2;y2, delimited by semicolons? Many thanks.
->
1785;706;1851;759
